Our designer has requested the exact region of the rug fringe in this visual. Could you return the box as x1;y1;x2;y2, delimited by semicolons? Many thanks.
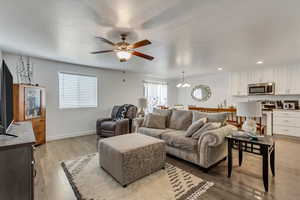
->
185;182;214;200
61;162;83;200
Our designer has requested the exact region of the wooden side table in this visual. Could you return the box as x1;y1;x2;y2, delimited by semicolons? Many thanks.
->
226;135;275;192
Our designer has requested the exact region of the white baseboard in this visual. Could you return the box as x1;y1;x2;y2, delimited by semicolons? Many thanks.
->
47;130;96;141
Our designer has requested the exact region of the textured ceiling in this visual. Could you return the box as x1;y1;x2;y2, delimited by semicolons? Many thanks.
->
1;0;300;78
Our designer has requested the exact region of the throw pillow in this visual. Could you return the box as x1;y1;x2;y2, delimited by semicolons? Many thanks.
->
192;111;207;122
192;111;228;125
185;118;207;137
169;110;193;130
191;122;221;139
142;113;167;129
153;108;172;128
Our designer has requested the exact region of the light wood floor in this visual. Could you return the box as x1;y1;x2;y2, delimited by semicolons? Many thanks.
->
34;135;300;200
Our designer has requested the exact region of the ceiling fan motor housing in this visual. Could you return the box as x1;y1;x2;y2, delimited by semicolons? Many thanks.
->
121;33;127;41
91;34;154;61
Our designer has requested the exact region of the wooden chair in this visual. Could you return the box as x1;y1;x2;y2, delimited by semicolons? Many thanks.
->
157;105;169;110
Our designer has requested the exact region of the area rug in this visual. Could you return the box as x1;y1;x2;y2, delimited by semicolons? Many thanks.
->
61;153;214;200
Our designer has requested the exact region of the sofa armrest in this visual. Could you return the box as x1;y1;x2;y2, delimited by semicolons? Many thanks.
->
198;125;237;147
115;119;130;135
97;118;112;127
132;117;144;133
96;118;112;135
197;125;237;168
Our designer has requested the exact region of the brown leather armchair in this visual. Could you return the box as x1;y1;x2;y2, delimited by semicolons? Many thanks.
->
96;105;137;140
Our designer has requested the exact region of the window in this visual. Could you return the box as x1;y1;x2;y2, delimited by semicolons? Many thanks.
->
59;72;97;108
143;80;168;112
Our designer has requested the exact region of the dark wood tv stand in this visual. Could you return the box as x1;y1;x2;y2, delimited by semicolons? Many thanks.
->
0;121;36;200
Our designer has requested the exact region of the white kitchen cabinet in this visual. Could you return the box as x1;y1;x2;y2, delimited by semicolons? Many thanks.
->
274;66;300;95
247;70;258;84
264;111;273;136
239;72;248;95
274;67;288;95
230;72;247;96
261;68;275;83
288;66;300;95
230;72;239;96
247;68;274;84
273;110;300;137
230;66;300;96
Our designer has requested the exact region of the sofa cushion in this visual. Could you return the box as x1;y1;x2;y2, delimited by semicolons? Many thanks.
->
193;111;228;125
142;113;166;129
169;110;193;130
153;108;172;128
138;127;171;139
191;122;222;139
185;117;207;137
161;130;197;152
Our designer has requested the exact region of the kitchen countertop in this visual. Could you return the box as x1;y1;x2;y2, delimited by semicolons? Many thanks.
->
273;109;300;112
262;110;273;113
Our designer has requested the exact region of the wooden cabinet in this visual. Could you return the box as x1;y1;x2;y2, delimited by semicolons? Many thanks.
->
13;84;46;145
273;110;300;137
0;122;35;200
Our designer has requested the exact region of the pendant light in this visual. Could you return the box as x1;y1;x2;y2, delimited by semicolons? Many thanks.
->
176;71;191;88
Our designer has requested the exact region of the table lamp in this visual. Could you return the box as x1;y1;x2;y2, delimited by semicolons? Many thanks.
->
137;98;147;117
237;102;262;134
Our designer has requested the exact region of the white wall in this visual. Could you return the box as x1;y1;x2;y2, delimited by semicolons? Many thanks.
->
3;52;168;140
176;72;230;108
166;79;178;106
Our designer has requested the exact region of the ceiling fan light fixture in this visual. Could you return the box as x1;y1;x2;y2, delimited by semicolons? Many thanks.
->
182;83;191;88
177;71;191;88
116;51;132;61
176;83;182;88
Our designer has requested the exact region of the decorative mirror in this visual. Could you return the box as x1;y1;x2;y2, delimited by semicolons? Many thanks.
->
191;85;212;102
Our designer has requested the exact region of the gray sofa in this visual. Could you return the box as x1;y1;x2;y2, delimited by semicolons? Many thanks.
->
133;109;237;170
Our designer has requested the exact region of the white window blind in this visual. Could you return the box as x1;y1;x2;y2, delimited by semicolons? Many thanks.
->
143;80;168;112
59;72;98;108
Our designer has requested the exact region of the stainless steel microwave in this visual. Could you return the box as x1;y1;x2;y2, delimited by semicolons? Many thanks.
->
248;83;275;95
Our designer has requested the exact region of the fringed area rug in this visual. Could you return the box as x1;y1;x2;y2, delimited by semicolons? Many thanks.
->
61;153;214;200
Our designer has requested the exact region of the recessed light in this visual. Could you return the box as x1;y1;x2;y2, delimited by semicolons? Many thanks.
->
256;60;264;64
217;67;223;71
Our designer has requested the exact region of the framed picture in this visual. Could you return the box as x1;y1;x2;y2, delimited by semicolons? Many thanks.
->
24;87;42;119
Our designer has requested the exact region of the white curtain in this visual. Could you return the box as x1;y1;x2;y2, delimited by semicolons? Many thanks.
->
143;81;168;112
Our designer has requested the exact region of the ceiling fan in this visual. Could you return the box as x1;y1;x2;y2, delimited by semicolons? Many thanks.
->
91;34;154;62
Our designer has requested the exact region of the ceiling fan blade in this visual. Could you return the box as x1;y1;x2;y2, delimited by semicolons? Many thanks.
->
90;50;114;54
129;40;151;49
95;37;115;46
132;51;154;60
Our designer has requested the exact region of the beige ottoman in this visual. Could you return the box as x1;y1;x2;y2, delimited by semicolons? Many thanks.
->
98;133;166;187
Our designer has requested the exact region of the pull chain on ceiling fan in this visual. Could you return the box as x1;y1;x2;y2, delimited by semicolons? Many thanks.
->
91;34;154;62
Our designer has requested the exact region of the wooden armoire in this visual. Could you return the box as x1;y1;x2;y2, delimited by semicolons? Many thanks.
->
13;84;46;145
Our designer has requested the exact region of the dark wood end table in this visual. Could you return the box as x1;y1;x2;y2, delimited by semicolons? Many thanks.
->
226;135;275;192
